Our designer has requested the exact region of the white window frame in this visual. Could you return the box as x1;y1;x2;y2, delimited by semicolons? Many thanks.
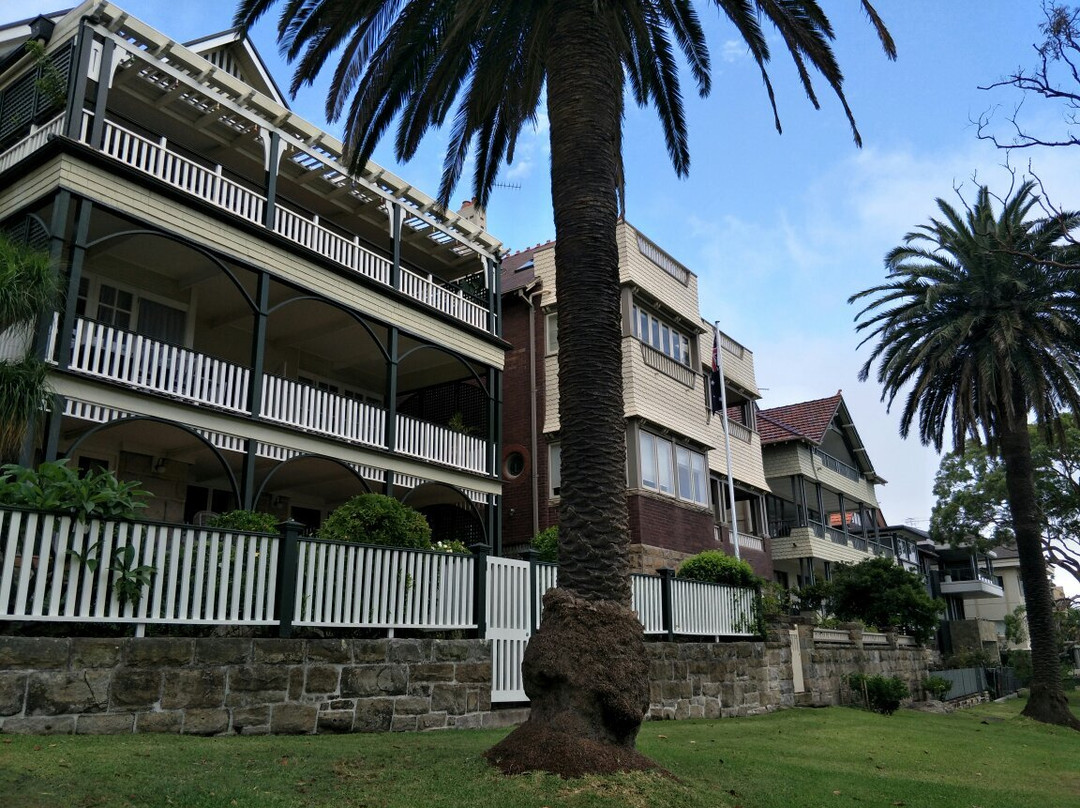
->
549;442;561;497
631;302;691;367
638;429;707;505
545;311;559;354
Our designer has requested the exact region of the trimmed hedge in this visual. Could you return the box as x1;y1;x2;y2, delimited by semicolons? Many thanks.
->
320;494;431;549
676;550;758;587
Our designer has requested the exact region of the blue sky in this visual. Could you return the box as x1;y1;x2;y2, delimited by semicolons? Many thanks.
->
11;2;1080;590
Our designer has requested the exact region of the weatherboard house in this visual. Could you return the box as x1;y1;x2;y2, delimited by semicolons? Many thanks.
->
499;224;772;576
0;2;506;546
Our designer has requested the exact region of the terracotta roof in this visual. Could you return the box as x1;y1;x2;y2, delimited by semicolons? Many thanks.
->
500;240;554;295
757;391;843;446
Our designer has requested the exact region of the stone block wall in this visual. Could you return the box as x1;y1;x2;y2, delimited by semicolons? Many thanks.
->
0;636;520;736
646;621;937;721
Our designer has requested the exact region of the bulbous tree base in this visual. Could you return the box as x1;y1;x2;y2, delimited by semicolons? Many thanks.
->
484;588;656;777
1021;685;1080;730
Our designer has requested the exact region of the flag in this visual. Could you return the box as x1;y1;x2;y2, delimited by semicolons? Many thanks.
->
709;329;724;414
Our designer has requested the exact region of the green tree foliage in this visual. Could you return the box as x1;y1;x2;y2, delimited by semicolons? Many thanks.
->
207;510;279;533
676;550;758;587
0;232;60;463
931;414;1080;590
320;494;431;549
828;558;943;644
531;526;558;563
0;459;149;521
850;180;1080;729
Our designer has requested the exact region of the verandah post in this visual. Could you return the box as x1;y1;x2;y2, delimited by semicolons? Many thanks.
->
275;520;303;638
469;542;491;637
658;567;676;642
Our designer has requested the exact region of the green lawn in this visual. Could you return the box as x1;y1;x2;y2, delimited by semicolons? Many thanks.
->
2;696;1077;808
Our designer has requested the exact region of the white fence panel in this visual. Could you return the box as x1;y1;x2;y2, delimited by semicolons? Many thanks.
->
292;541;474;630
0;508;278;625
487;556;531;703
669;579;757;638
631;574;665;634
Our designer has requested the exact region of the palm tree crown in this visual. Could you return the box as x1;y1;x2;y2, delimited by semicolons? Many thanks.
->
235;0;894;206
851;180;1080;730
851;181;1080;453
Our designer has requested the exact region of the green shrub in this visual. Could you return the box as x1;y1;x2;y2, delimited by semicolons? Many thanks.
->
531;526;558;562
922;675;952;700
207;510;278;533
759;580;793;621
846;673;909;715
676;550;759;587
0;459;149;521
828;557;944;643
795;580;832;611
320;494;431;549
432;539;471;554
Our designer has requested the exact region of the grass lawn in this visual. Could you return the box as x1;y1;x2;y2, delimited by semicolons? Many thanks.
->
2;695;1077;808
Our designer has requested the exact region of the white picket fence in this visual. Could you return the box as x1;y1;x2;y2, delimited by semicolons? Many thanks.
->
0;508;759;703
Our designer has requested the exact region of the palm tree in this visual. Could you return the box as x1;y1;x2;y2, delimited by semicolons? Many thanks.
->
0;232;58;464
850;181;1080;730
236;0;895;772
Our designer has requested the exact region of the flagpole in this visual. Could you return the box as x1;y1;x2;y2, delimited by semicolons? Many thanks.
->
714;323;741;560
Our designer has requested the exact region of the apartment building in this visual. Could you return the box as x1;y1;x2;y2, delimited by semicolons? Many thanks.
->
0;3;505;545
500;223;771;576
759;392;891;587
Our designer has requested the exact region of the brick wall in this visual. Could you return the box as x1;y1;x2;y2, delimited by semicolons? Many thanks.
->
628;493;713;559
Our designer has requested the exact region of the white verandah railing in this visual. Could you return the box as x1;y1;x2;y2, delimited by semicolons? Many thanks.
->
85;117;489;331
66;317;251;413
260;374;385;449
395;412;488;474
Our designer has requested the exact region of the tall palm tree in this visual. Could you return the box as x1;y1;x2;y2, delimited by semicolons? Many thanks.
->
236;0;895;772
0;232;58;464
851;181;1080;730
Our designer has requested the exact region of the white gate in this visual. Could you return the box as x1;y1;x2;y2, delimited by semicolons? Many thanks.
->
486;556;531;702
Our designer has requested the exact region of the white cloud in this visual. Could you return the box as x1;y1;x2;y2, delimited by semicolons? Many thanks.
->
720;40;748;64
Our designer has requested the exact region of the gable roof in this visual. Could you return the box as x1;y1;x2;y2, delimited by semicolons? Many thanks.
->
184;27;289;109
758;391;885;483
758;391;843;445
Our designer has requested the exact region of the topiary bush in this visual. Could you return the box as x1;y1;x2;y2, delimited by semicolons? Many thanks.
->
846;673;909;715
676;550;759;587
320;493;431;549
206;510;278;533
531;525;558;562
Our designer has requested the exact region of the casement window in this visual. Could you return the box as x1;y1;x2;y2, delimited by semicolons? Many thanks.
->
549;442;561;497
77;277;186;344
545;311;559;353
631;303;691;366
638;430;707;505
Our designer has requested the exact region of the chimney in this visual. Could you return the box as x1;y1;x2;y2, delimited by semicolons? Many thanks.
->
456;199;486;230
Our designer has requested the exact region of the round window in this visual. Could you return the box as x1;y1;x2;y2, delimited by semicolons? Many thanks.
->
504;451;526;479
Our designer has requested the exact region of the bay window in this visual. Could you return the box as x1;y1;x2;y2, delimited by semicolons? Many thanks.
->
638;429;708;505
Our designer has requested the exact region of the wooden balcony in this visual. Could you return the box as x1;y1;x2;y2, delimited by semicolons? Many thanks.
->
53;316;489;474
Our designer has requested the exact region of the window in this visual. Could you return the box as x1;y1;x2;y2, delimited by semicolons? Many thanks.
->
504;450;525;479
638;430;707;505
80;278;187;344
545;311;559;353
631;303;690;366
549;442;561;497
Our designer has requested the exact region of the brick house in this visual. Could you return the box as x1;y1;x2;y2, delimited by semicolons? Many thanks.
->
499;223;772;576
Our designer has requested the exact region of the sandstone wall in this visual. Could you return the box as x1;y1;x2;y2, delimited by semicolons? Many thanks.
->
0;622;936;735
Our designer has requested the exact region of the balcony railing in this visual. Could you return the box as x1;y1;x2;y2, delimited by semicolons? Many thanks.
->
0;113;65;174
261;375;385;448
57;317;488;473
395;413;488;474
73;116;491;332
812;448;861;481
67;317;250;413
727;419;753;444
639;341;696;388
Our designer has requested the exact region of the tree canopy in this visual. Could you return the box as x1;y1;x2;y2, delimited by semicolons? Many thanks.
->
828;557;944;644
931;414;1080;589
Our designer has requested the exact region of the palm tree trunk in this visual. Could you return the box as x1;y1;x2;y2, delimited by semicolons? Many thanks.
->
999;413;1080;729
484;0;652;775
